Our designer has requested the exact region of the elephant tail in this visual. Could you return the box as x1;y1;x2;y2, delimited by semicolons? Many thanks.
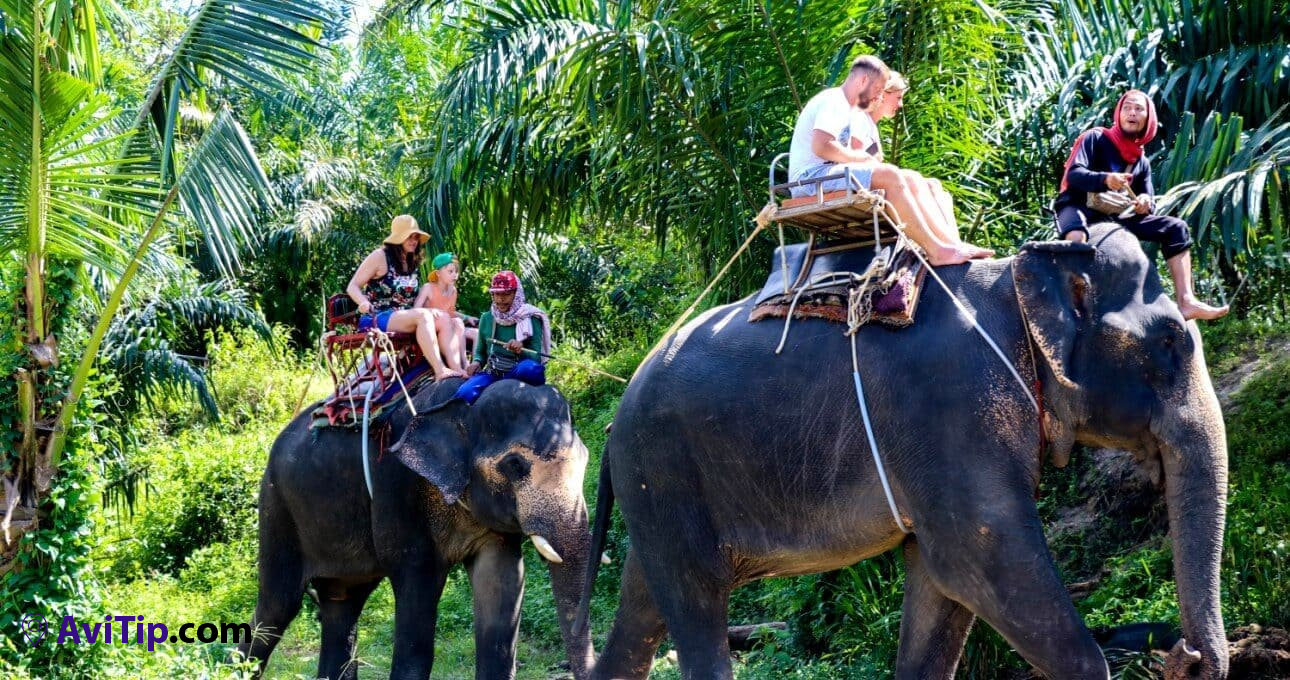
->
574;455;614;637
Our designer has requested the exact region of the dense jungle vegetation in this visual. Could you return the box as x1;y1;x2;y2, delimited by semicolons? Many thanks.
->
1;0;1287;677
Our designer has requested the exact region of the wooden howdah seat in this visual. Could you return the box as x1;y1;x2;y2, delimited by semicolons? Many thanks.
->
766;152;900;244
318;295;428;427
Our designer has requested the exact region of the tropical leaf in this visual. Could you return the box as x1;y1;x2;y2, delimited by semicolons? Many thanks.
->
0;2;154;276
100;277;269;419
1155;110;1290;272
173;107;277;277
131;0;337;180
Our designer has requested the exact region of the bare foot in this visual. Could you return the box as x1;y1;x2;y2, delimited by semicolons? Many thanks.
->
1178;297;1230;321
927;245;973;266
434;369;467;381
966;244;995;259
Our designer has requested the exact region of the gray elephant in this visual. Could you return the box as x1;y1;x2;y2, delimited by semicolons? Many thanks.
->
239;379;594;679
581;225;1228;679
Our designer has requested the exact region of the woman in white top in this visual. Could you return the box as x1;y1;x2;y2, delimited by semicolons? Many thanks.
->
855;72;968;247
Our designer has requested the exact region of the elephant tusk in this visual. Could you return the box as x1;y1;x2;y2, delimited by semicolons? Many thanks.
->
601;551;612;565
530;535;563;563
1164;638;1203;680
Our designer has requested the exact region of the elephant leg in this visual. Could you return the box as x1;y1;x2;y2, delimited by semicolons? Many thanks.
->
895;537;976;679
635;553;733;679
388;562;449;680
920;511;1109;679
238;501;306;678
593;547;668;680
465;536;524;680
315;578;381;680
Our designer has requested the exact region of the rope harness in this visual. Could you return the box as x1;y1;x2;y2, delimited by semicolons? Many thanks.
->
751;195;1043;534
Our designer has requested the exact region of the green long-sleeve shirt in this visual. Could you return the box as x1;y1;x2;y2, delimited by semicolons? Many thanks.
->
473;312;545;367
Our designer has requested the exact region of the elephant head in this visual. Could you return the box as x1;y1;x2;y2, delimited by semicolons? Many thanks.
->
391;380;595;678
1014;225;1228;679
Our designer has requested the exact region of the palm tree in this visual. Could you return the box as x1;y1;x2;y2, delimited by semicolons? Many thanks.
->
0;0;332;573
406;0;867;282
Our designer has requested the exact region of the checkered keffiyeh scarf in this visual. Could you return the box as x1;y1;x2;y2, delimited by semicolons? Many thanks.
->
491;281;552;355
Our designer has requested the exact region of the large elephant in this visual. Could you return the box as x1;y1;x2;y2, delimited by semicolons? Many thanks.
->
583;225;1228;679
238;378;595;679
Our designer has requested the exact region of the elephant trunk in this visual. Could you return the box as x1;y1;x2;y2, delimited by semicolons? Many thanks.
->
546;519;595;680
1159;346;1229;680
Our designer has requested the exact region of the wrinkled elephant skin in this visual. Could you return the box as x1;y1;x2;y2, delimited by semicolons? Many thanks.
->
239;379;594;680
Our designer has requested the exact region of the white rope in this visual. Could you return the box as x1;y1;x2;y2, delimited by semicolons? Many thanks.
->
774;272;863;354
368;329;418;417
873;204;1039;414
360;385;376;499
851;330;908;533
777;222;790;294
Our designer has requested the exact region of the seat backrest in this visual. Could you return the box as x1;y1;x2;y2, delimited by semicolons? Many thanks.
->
327;294;360;331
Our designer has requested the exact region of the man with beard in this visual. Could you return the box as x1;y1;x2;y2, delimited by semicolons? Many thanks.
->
1057;89;1228;320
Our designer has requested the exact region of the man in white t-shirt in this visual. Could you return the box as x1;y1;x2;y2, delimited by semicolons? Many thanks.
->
787;56;991;265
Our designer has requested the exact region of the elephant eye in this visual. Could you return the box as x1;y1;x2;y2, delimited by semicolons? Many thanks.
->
498;453;530;481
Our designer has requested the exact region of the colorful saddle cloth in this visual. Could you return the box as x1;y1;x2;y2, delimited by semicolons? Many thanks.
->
310;356;432;430
749;240;928;328
309;294;435;429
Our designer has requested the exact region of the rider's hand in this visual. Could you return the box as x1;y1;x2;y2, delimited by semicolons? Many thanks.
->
505;339;524;354
1134;194;1152;215
466;361;480;376
358;299;372;314
1105;173;1133;191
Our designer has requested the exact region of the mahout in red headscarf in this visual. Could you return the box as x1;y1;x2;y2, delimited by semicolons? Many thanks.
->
1059;90;1159;192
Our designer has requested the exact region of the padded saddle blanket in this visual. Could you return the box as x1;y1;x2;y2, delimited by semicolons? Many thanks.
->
309;357;432;430
749;241;928;328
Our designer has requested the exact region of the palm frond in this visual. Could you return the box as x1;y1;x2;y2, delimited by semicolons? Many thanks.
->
100;278;269;419
132;0;338;179
173;107;276;277
1155;110;1290;271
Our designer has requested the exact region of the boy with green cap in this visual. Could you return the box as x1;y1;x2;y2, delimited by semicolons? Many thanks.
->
414;252;471;373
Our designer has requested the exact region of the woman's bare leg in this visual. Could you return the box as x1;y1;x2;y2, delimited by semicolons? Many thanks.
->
926;178;958;238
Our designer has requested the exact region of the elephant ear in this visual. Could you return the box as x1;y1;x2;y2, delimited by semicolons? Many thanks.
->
1013;240;1097;389
390;401;471;504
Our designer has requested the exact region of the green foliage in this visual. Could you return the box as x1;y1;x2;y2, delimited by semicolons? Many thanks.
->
101;276;270;419
1221;358;1290;628
996;0;1290;300
106;326;307;578
524;234;691;352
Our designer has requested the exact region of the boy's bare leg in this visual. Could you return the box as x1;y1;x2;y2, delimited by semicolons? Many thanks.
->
1167;251;1230;321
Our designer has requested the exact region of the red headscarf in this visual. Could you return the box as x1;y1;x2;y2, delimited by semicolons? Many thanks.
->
1060;90;1159;193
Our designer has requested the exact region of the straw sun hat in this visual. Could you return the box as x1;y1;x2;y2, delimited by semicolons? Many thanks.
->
383;215;430;245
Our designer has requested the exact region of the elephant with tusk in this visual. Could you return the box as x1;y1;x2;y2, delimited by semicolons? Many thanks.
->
239;378;595;680
581;224;1229;679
